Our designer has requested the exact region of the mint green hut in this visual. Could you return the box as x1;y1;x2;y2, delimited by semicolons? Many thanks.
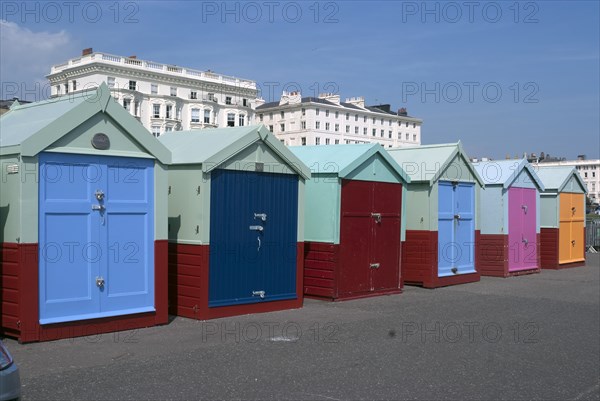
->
387;142;484;288
158;125;311;320
0;84;171;342
289;144;410;301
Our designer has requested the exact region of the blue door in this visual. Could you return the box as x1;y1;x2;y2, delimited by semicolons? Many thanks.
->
38;153;155;324
438;181;475;277
208;169;298;307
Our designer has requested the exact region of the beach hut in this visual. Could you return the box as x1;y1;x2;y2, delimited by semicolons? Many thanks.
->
387;142;484;288
289;144;410;301
159;125;311;319
0;84;171;342
473;159;545;277
536;166;587;268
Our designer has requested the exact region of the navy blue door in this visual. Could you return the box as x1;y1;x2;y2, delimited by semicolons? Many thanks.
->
209;169;298;307
38;153;155;324
438;181;475;277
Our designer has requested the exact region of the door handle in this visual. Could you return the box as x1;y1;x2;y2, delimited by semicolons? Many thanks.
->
370;263;380;269
94;189;105;201
571;240;576;246
571;207;576;215
92;204;105;211
254;213;267;222
95;276;105;287
249;225;264;232
522;237;528;245
252;290;265;299
371;213;381;223
522;205;528;214
454;214;461;220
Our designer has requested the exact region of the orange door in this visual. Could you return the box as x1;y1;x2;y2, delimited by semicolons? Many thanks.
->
559;193;585;264
570;194;585;262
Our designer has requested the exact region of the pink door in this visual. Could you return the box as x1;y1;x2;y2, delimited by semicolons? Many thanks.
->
508;187;538;271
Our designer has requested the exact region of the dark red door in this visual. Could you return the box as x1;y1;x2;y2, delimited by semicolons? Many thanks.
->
338;180;402;297
371;182;402;291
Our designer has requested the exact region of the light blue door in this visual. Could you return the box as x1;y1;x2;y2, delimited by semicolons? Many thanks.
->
39;153;155;324
438;181;475;277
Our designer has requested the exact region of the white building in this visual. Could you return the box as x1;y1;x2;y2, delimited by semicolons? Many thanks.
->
534;157;600;204
255;91;422;148
47;49;258;136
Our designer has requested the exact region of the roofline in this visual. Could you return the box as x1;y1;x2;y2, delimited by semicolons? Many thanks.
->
473;159;545;190
537;166;588;194
195;125;311;180
256;101;423;122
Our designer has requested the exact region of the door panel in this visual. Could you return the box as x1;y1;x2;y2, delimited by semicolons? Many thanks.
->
521;189;538;269
208;170;298;307
559;193;573;222
371;182;402;291
507;188;523;269
571;194;585;221
438;181;475;277
558;222;572;263
39;153;155;324
571;221;585;262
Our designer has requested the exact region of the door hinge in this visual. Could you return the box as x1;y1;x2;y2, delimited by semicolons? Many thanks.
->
252;290;266;299
370;263;380;269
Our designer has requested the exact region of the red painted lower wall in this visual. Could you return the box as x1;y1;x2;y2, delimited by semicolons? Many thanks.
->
402;230;480;288
168;242;304;320
540;227;586;269
0;241;168;343
303;242;403;301
478;234;541;277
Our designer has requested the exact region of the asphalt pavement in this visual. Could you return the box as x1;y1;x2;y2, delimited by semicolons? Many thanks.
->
5;254;599;400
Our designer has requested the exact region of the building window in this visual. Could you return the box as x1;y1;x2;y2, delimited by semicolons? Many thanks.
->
269;125;273;132
302;108;306;116
190;91;197;99
170;87;177;96
204;109;211;123
389;130;392;138
259;113;263;122
176;106;182;120
153;104;160;118
372;128;376;136
413;134;417;141
191;108;200;123
335;111;339;119
355;114;358;121
326;110;330;117
325;123;330;131
166;105;173;119
355;127;359;134
381;118;384;125
593;172;596;178
72;80;77;91
585;172;588;178
363;127;367;135
123;98;131;111
269;112;273;120
301;137;306;146
380;129;384;137
301;121;306;129
239;115;245;126
134;101;140;116
227;113;235;127
398;133;402;139
243;98;248;107
316;108;320;116
208;93;215;101
55;85;61;95
316;121;321;129
346;125;350;133
406;133;409;140
316;137;321;145
280;123;285;132
389;120;392;126
107;76;115;88
335;124;339;132
151;84;158;94
151;125;161;137
346;113;350;120
64;83;69;94
165;126;173;132
129;80;137;91
335;139;339;144
326;138;330;145
363;116;367;123
413;123;417;128
225;96;232;105
406;122;409;127
280;111;285;119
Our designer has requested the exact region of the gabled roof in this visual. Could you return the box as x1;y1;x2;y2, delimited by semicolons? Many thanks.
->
535;165;587;194
387;142;484;186
472;159;545;190
288;143;410;183
0;83;171;163
158;125;311;179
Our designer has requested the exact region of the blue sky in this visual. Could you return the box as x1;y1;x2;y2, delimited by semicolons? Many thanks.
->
1;1;598;159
